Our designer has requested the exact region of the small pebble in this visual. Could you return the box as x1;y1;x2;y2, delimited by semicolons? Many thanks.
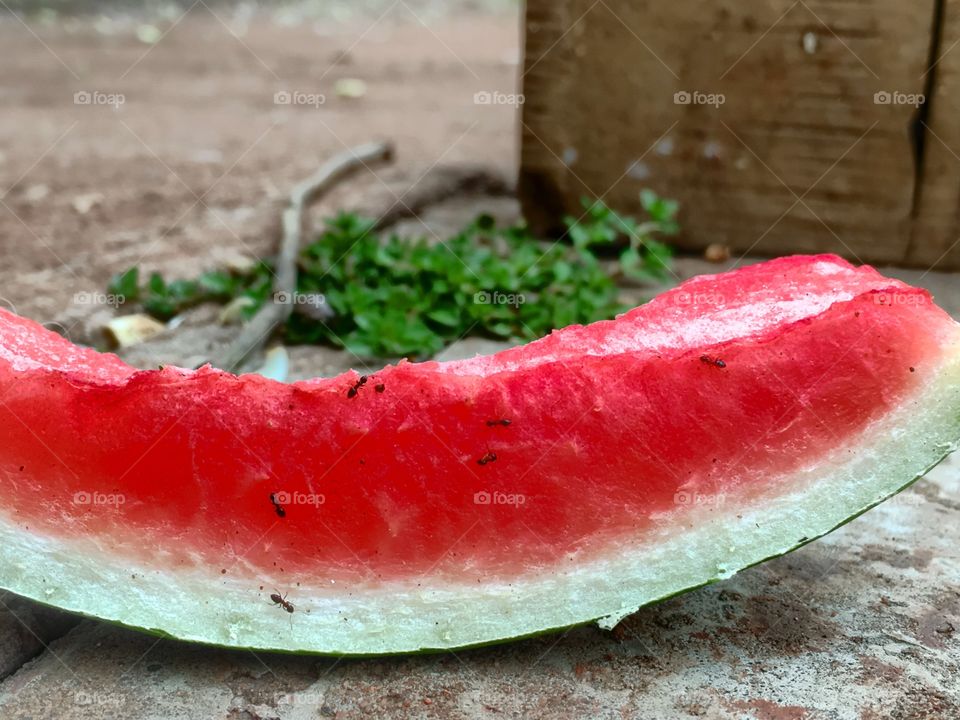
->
705;243;731;263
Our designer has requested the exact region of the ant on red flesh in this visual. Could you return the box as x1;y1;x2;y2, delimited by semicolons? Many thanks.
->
486;419;511;427
478;451;497;465
347;375;369;398
700;354;726;368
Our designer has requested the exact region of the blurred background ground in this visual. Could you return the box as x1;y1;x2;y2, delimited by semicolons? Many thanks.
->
0;0;521;375
0;3;959;719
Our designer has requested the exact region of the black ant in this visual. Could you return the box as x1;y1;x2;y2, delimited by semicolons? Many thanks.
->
347;375;368;398
269;493;286;518
700;354;726;369
270;589;295;613
477;451;497;465
485;419;511;427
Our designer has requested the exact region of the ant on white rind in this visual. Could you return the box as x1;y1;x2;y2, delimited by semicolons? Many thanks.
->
269;589;295;613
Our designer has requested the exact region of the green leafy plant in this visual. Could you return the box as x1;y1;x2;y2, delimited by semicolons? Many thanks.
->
107;194;679;358
107;267;244;321
565;193;677;282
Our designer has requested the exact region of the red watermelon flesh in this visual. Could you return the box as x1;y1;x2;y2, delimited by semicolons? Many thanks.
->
0;254;958;654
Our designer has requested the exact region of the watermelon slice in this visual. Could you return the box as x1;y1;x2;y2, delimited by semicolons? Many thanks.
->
1;255;958;655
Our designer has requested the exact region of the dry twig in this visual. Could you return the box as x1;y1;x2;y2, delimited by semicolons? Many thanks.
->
214;141;394;372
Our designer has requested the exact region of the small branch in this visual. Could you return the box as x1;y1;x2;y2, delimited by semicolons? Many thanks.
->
214;141;394;372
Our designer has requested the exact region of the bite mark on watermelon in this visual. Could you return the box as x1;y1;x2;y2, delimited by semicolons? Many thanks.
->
0;254;958;654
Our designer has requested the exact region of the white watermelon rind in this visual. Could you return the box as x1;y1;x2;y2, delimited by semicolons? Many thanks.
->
1;344;958;655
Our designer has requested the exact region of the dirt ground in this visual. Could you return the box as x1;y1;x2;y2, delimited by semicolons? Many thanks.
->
0;3;522;372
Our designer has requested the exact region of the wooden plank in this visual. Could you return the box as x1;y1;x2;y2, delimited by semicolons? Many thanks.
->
521;0;937;265
909;0;960;271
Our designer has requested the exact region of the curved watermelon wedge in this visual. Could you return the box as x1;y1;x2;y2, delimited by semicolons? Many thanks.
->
1;255;959;655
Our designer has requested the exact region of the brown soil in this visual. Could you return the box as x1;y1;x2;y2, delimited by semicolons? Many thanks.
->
0;5;522;371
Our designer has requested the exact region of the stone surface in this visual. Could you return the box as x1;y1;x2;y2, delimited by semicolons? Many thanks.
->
0;595;78;682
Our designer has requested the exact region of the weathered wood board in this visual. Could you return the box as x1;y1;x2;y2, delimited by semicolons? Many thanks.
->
521;0;960;270
910;0;960;269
